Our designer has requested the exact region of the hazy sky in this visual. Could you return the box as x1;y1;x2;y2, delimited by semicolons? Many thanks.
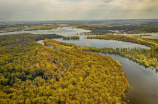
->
0;0;158;21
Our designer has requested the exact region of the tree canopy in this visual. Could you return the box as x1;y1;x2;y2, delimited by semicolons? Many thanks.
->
0;34;128;104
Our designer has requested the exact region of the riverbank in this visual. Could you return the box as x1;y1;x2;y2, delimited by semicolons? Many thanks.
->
87;35;158;47
86;35;158;70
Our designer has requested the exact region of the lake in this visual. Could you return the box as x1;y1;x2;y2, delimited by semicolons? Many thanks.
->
54;35;150;49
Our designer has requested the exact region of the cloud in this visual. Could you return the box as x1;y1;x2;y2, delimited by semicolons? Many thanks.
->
15;12;30;14
104;0;113;3
0;0;157;21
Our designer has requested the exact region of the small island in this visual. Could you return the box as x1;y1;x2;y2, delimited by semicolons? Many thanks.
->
63;36;80;40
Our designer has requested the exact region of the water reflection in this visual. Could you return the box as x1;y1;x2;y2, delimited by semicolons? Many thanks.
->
55;35;150;49
105;54;158;104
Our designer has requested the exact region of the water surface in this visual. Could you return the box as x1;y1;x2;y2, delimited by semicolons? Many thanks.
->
105;54;158;104
0;27;90;35
54;35;150;49
123;32;158;39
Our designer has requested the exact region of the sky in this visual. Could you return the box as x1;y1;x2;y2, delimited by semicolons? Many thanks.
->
0;0;158;21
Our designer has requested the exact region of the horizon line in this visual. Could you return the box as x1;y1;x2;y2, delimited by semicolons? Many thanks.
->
1;18;158;22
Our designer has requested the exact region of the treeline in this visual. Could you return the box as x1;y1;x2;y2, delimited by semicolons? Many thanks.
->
82;46;158;70
23;25;62;31
44;39;76;49
0;25;62;32
74;25;115;35
79;31;114;35
0;34;128;104
106;24;158;34
0;33;62;47
87;35;158;47
86;35;158;70
128;25;158;34
73;23;158;34
63;36;80;40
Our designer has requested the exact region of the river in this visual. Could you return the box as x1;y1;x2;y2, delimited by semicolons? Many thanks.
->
1;27;158;104
105;54;158;104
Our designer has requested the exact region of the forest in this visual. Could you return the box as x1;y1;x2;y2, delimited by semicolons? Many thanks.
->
0;34;128;104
